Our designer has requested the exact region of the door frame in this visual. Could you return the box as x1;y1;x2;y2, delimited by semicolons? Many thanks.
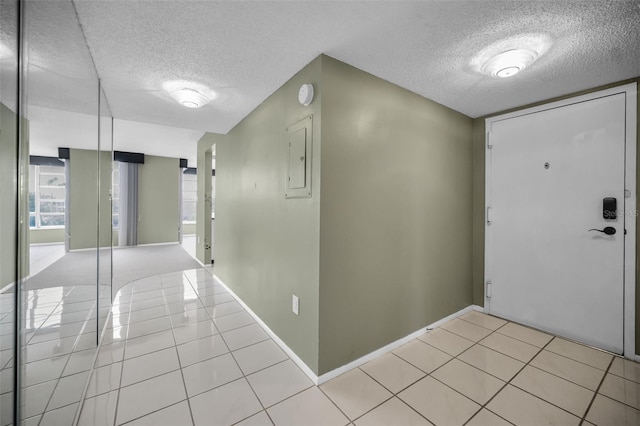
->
485;82;638;359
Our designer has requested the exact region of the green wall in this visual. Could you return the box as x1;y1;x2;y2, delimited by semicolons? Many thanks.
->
68;149;112;250
0;102;18;289
318;56;473;374
215;56;323;373
471;78;640;354
137;155;180;245
29;228;65;245
183;223;196;235
215;55;474;375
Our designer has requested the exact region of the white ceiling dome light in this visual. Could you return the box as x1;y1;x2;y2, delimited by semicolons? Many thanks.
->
470;34;553;79
162;80;216;109
482;49;539;78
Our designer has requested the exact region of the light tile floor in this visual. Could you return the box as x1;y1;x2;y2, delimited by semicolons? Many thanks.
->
72;268;640;426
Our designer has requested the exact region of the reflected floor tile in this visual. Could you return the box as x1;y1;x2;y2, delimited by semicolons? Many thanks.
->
177;334;229;367
199;293;235;307
172;320;219;345
125;330;175;360
189;378;262;426
222;323;269;351
530;350;605;390
170;308;211;327
127;316;172;339
125;400;193;426
268;387;348;426
417;328;474;357
86;362;122;398
360;353;425;394
96;341;125;367
496;323;553;348
599;373;640;409
440;319;493;342
116;370;186;425
25;354;69;386
47;370;90;410
24;335;77;363
431;358;504;405
458;344;525;382
22;380;58;418
207;301;244;319
354;397;430;426
398;376;479;426
121;347;180;387
40;402;78;426
393;340;451;374
182;353;243;397
78;391;118;426
488;385;580;426
232;339;288;375
459;311;507;331
127;305;168;325
546;338;612;370
586;394;640;426
321;368;392;420
64;348;97;376
511;365;594;416
213;311;255;333
247;360;313;408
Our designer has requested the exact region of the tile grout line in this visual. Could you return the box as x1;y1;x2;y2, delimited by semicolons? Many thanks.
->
579;356;615;425
160;273;196;426
110;280;135;426
38;292;99;425
192;269;275;426
459;320;546;426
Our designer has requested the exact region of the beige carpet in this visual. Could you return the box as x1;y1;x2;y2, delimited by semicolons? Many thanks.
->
25;243;202;292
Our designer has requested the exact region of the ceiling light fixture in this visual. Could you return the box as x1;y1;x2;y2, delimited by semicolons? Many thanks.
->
482;49;538;78
162;80;216;109
470;33;553;79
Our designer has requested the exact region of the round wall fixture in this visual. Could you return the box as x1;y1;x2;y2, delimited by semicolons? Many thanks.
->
298;84;314;106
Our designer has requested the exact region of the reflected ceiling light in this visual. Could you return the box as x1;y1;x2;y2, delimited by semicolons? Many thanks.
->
162;80;215;109
470;33;553;79
0;42;13;60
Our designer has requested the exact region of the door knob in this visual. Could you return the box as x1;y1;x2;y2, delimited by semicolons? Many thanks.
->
589;227;616;235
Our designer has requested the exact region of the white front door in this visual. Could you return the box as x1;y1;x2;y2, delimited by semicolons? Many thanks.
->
486;92;629;353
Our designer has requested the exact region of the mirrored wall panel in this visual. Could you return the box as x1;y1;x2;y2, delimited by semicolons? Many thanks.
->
0;0;20;424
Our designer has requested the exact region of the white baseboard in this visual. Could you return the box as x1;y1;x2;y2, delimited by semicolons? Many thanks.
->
212;274;320;383
316;304;477;385
0;282;15;294
212;270;480;386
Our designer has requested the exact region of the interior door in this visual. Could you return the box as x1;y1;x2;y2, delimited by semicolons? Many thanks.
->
487;93;626;353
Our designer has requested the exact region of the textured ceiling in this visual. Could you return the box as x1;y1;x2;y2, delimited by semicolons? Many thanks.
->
18;0;640;160
71;0;640;134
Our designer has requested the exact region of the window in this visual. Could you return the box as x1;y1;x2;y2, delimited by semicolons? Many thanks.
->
112;162;120;228
182;173;197;223
29;164;66;228
182;171;215;223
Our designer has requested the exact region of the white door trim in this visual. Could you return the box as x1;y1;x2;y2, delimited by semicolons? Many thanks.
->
485;82;637;358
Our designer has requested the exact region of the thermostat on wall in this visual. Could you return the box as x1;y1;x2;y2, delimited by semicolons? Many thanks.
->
298;83;314;106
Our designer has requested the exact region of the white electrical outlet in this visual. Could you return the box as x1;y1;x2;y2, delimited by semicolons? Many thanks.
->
292;295;299;316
